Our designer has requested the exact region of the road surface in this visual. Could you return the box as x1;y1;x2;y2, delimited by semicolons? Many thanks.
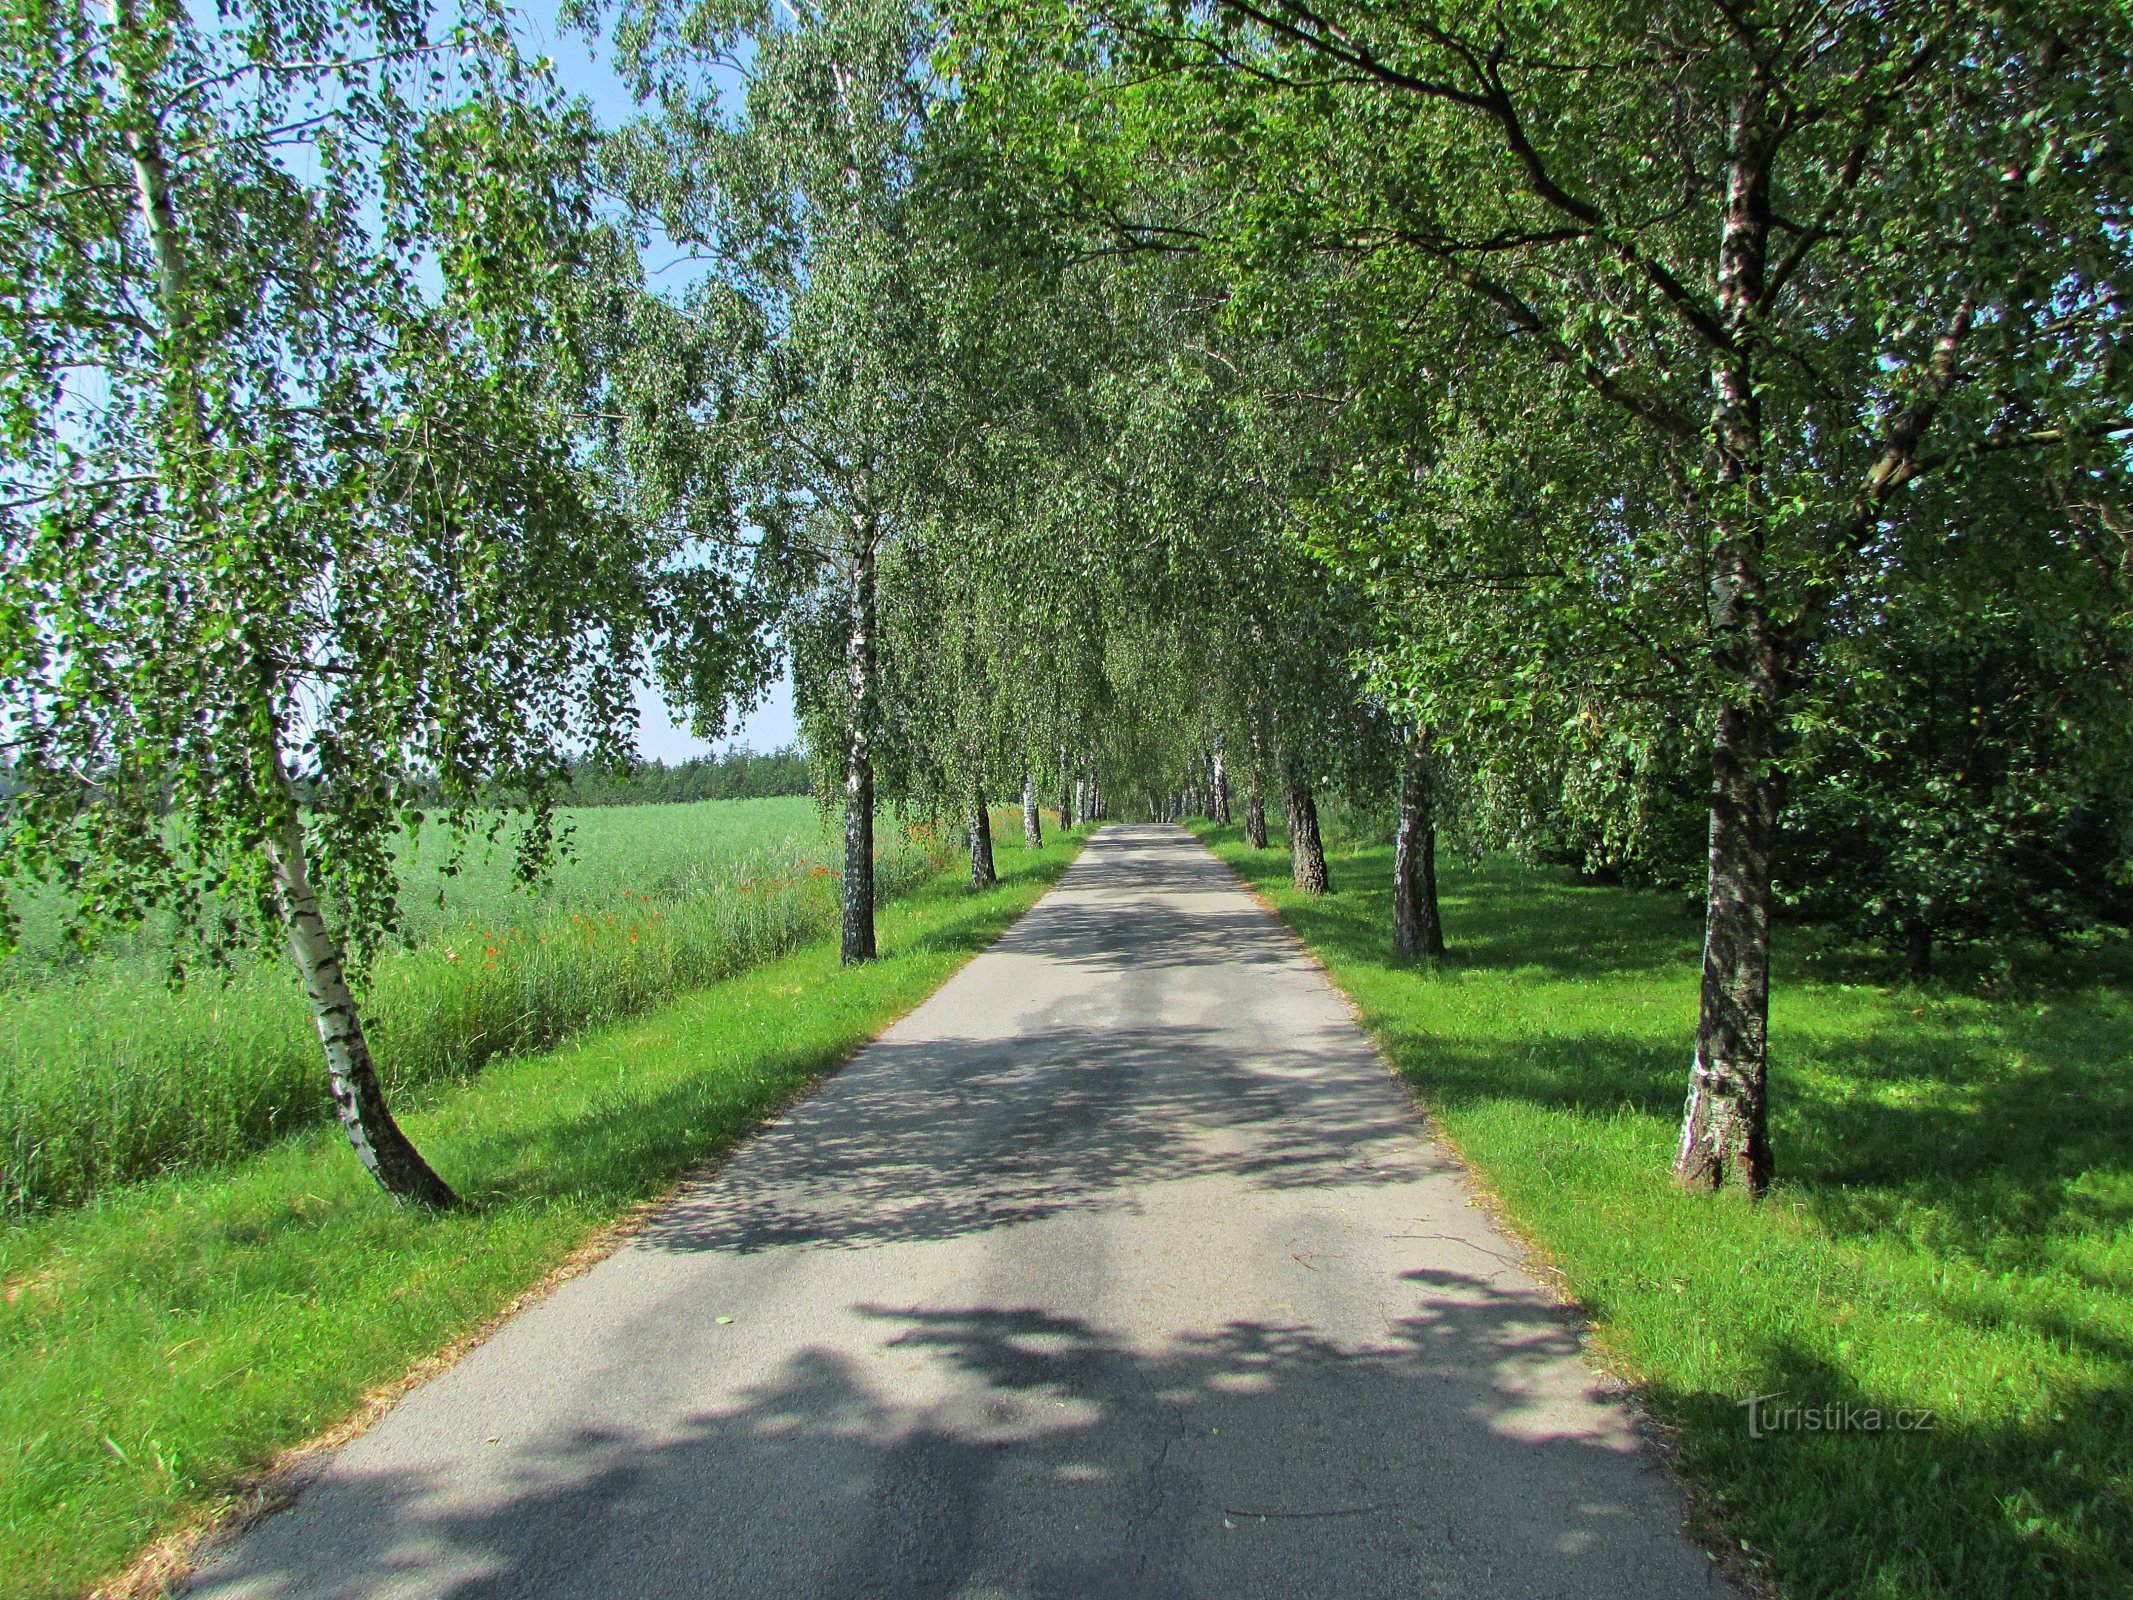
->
188;824;1728;1600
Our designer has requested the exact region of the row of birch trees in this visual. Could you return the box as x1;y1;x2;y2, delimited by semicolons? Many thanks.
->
5;0;2127;1206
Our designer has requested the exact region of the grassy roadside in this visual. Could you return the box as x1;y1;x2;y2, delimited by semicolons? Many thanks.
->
0;833;1084;1600
1192;824;2132;1600
3;798;948;1214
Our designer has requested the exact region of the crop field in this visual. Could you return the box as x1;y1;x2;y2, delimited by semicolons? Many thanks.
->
0;832;1085;1600
0;798;964;1214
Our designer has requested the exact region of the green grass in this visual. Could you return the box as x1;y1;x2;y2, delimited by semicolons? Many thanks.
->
0;799;970;1213
1193;824;2132;1600
0;829;1083;1600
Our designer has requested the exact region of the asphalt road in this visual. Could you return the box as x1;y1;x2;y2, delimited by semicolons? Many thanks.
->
188;823;1730;1600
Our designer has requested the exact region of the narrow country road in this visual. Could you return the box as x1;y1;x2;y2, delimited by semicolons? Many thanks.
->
188;825;1729;1600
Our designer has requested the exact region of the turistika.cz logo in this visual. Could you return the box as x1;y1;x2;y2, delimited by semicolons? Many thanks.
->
1737;1392;1936;1439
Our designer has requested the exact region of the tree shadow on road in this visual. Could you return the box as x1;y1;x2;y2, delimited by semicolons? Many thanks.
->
634;1020;1433;1256
188;1278;1726;1600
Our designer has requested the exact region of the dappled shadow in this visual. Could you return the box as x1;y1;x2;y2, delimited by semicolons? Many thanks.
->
1369;1025;1685;1122
181;821;1735;1597
1232;831;2132;1286
187;1280;1728;1600
889;828;1297;975
1229;839;1705;983
619;824;1420;1255
984;826;1303;974
1381;1002;2132;1305
1185;828;2133;1594
636;1021;1426;1255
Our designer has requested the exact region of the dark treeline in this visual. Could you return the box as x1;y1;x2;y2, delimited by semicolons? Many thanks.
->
564;746;812;807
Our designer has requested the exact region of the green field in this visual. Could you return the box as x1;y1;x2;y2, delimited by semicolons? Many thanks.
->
0;829;1084;1600
1;798;956;1214
1195;823;2133;1599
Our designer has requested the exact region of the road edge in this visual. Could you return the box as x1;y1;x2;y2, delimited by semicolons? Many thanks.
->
1178;823;1768;1600
96;837;1098;1600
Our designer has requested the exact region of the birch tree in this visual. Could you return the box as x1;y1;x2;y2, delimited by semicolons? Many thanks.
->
958;0;2133;1196
0;0;655;1205
602;0;985;962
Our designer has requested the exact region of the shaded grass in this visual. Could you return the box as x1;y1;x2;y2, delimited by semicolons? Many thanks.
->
0;830;1083;1600
1193;825;2133;1600
0;800;959;1213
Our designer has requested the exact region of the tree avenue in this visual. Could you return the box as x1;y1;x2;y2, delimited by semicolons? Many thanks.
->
952;0;2133;1196
5;0;2128;1215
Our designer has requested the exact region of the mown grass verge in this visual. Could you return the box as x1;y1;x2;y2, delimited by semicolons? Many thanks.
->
1192;823;2131;1600
0;831;1084;1600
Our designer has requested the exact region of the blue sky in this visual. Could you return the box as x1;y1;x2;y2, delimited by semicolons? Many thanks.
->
523;2;799;760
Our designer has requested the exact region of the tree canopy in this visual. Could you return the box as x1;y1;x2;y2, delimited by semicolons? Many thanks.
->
5;0;2127;1206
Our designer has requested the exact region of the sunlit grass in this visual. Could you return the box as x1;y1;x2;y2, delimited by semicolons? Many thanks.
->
0;800;972;1212
0;829;1082;1600
1194;824;2133;1600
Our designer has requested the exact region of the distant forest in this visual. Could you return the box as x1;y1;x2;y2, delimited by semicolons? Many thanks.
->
566;746;811;806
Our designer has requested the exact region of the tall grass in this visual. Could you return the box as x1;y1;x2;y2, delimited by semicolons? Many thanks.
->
0;834;1086;1600
0;799;963;1214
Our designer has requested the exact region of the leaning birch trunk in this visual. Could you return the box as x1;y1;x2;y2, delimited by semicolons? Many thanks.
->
110;29;456;1209
267;800;459;1209
1284;770;1331;895
841;528;878;964
1022;772;1042;849
1392;730;1447;960
968;782;997;887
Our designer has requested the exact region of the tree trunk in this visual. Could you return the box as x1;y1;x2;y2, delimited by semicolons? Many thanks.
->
1393;730;1446;960
1212;735;1231;825
1674;695;1779;1195
1057;745;1075;831
1284;773;1331;895
1674;89;1779;1199
267;804;459;1209
969;782;997;887
841;532;878;965
1244;781;1267;849
1022;772;1042;849
115;13;454;1210
1074;777;1087;828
